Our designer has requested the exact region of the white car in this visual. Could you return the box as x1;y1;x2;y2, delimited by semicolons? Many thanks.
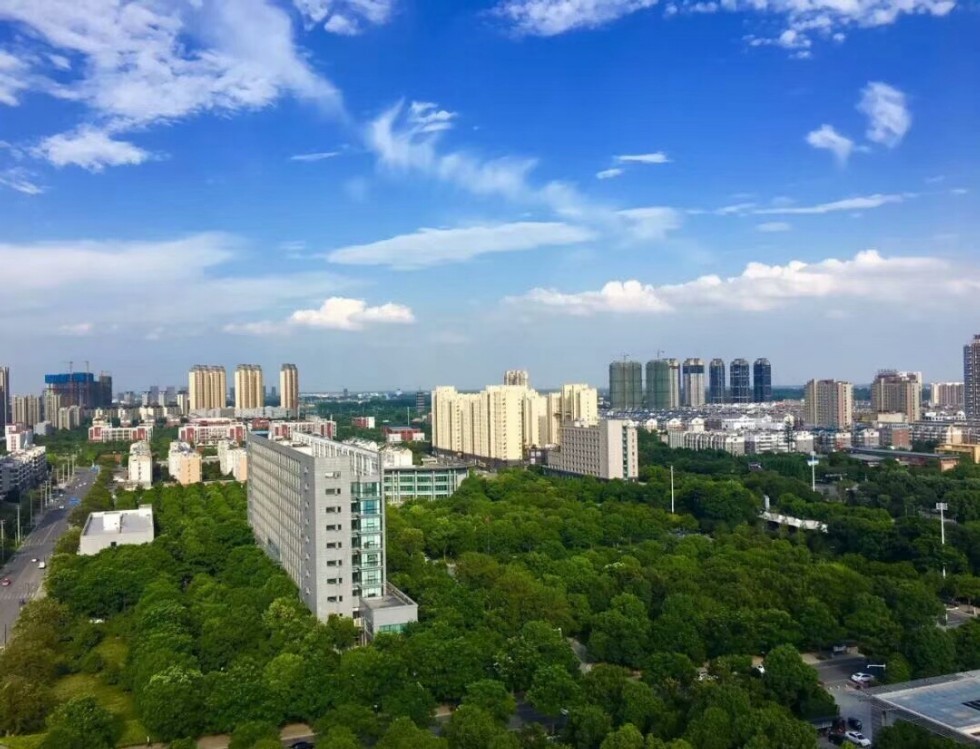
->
845;730;871;747
850;672;874;686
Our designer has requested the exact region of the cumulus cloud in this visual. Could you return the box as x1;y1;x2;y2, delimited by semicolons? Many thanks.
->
806;124;855;165
756;222;791;232
509;250;980;315
859;82;911;147
492;0;658;36
34;128;150;171
326;221;597;269
294;0;394;35
290;297;415;330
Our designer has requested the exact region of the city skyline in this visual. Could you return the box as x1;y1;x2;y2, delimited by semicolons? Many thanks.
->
0;2;977;387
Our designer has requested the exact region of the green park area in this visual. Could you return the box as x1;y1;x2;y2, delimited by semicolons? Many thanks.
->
3;431;980;747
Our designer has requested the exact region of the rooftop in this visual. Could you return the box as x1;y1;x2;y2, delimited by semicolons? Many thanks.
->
82;506;154;538
868;670;980;743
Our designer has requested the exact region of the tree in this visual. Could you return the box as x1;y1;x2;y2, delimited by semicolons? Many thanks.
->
315;704;384;745
762;645;827;717
444;705;514;749
563;705;612;749
463;680;516;724
229;721;280;749
496;620;579;692
317;726;362;749
40;696;118;749
684;706;733;749
138;665;206;741
904;626;957;678
600;724;644;749
527;665;581;718
377;716;448;749
588;594;650;667
0;675;51;734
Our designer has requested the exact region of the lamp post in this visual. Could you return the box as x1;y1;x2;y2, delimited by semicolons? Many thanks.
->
670;465;675;514
807;452;819;493
936;503;948;580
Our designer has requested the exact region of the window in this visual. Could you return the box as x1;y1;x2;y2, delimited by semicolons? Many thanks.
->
326;577;342;584
326;541;342;549
326;559;343;567
324;487;341;495
325;523;342;531
324;471;341;479
326;595;343;603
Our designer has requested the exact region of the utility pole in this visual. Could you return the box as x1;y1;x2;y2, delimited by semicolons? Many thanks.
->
1;519;6;564
807;451;819;493
16;504;21;545
670;465;675;514
937;503;948;580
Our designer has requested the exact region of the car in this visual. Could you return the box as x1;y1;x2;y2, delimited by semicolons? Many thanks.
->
828;733;845;746
845;730;871;747
847;717;863;730
30;557;38;563
38;561;46;569
850;672;874;686
0;577;10;586
58;504;65;510
290;742;315;749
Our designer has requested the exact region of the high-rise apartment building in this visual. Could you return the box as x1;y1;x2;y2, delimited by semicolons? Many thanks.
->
753;358;773;402
804;379;854;429
966;335;980;419
246;432;417;635
708;359;726;404
931;382;965;408
0;366;9;428
235;365;264;411
279;364;299;414
43;371;111;409
504;370;530;388
609;360;643;410
730;359;751;403
681;358;706;408
415;390;426;415
549;419;639;480
13;395;42;427
871;370;922;424
188;365;227;411
645;359;677;410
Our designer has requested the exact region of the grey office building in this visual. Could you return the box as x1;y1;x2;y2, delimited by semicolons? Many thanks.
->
753;358;773;402
609;360;643;410
966;334;980;419
682;358;706;408
730;359;751;403
247;432;417;636
708;359;726;404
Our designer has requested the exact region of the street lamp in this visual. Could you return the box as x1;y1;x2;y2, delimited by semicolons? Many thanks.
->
936;503;948;580
807;452;819;493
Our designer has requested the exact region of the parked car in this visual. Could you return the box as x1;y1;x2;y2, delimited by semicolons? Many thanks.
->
290;742;315;749
850;672;874;686
38;561;46;569
847;717;863;731
845;731;871;747
0;577;11;586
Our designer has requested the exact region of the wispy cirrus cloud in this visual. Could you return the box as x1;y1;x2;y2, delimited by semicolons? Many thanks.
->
616;152;670;164
492;0;658;36
509;250;980;316
753;193;905;215
326;221;597;269
0;167;44;195
293;0;395;35
596;167;624;180
756;221;791;232
290;151;340;162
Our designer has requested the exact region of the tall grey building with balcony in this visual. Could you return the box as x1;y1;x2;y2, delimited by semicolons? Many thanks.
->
730;359;751;403
753;358;773;403
682;358;706;408
247;432;417;637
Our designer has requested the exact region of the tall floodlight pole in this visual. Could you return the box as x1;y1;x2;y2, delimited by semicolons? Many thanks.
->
807;451;819;493
937;503;948;580
670;465;675;514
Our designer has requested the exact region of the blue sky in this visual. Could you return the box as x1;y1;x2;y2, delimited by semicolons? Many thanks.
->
0;0;978;392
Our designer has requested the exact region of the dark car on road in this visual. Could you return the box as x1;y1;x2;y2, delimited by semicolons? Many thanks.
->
847;717;863;730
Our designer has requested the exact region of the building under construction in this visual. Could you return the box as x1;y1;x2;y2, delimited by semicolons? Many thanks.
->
43;370;112;409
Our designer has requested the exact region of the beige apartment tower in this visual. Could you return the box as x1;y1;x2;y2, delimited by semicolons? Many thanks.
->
280;364;300;414
871;370;922;424
804;379;854;429
235;364;264;410
13;395;42;427
189;365;227;411
504;370;530;388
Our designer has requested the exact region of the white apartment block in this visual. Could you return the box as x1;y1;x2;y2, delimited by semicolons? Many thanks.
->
89;421;153;443
548;419;639;480
179;419;246;446
5;424;33;452
217;440;248;480
56;405;82;430
169;442;203;485
79;507;155;556
0;445;47;495
247;432;417;635
128;442;153;488
683;431;746;456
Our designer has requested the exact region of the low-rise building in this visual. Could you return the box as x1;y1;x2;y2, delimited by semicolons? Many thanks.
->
383;464;470;505
5;424;33;452
269;419;337;440
179;418;246;446
382;425;426;443
128;441;153;488
79;507;155;555
352;416;376;429
88;421;153;443
547;419;639;480
380;446;413;468
168;442;202;485
0;445;47;495
217;439;248;481
938;442;980;463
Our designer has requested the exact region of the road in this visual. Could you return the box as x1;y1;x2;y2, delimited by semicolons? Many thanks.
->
0;466;99;647
813;655;875;746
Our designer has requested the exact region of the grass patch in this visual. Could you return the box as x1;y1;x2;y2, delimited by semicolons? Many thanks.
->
117;718;151;747
95;636;129;670
51;673;136;721
0;735;45;749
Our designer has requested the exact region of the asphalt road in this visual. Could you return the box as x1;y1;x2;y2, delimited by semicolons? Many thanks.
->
0;466;99;647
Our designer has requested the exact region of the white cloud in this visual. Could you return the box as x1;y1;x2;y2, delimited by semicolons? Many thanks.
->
596;167;624;180
0;168;44;195
58;322;94;335
290;151;340;162
715;202;756;216
0;0;340;168
408;101;457;134
34;128;150;171
0;232;352;335
290;297;415;330
510;250;980;315
756;221;791;232
223;320;286;336
806;124;855;165
616;152;670;164
326;221;597;269
294;0;394;35
617;206;682;240
754;193;904;215
492;0;658;36
858;82;910;147
0;50;30;106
